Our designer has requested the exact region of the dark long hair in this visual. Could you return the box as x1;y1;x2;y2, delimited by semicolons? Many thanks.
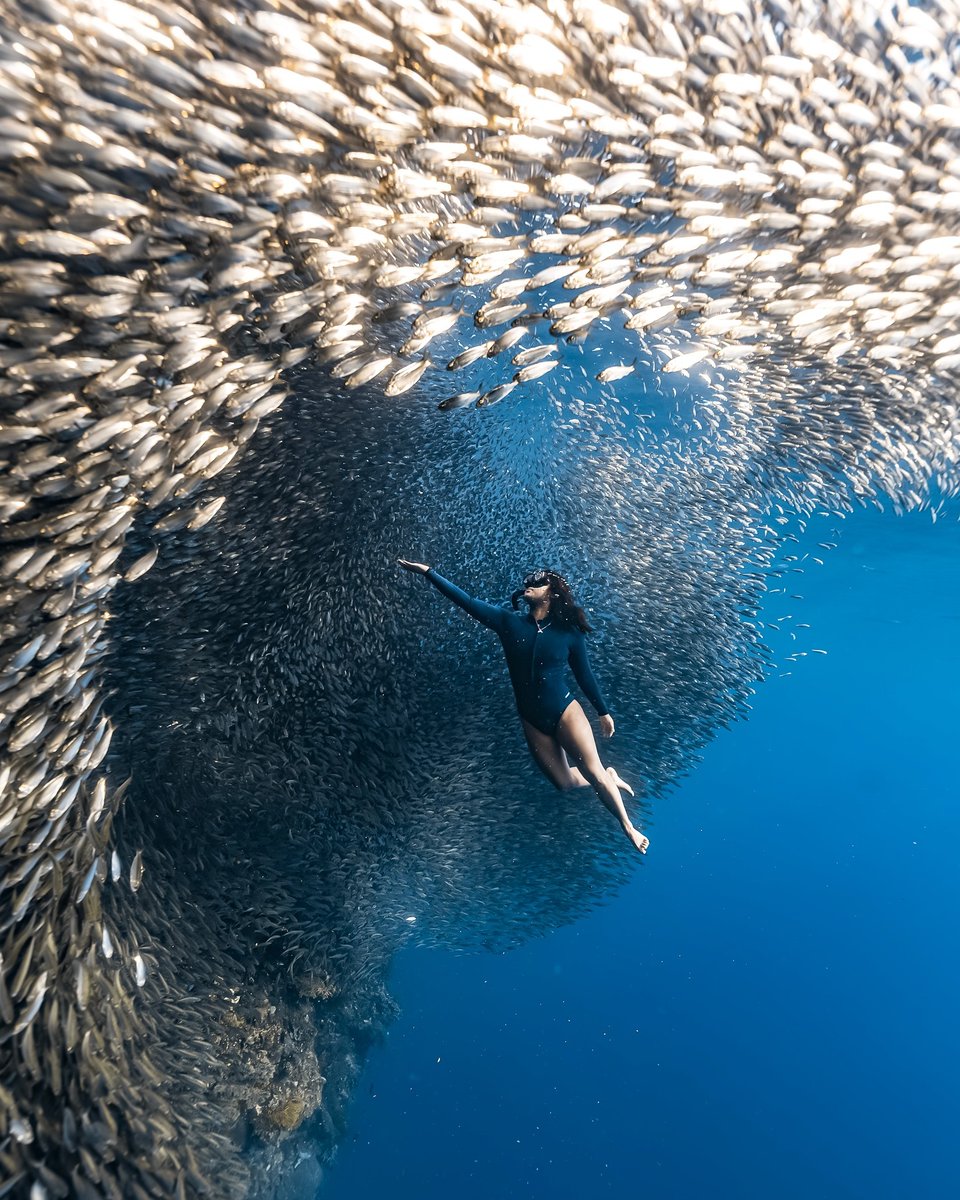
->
510;571;593;633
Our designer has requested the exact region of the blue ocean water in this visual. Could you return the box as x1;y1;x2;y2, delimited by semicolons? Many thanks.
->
323;502;960;1200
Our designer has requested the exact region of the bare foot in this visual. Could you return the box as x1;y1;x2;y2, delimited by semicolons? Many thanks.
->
607;766;635;797
627;826;649;854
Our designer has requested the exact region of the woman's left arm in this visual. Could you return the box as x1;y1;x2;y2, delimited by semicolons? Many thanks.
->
568;633;610;717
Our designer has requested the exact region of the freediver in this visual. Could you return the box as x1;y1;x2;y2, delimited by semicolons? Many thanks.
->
397;559;649;854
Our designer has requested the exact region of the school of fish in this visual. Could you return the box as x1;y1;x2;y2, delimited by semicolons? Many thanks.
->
3;0;960;1196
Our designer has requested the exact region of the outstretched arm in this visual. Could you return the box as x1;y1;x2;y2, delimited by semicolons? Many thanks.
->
568;633;610;716
399;560;505;632
425;569;506;631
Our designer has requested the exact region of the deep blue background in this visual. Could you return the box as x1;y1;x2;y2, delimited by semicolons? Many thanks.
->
323;502;960;1200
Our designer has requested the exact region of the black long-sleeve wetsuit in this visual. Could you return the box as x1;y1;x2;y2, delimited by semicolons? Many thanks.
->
424;568;609;737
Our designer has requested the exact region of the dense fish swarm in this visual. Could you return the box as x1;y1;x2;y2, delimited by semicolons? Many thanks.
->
3;0;960;1196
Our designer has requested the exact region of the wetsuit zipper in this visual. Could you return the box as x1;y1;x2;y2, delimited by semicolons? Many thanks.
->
530;618;548;690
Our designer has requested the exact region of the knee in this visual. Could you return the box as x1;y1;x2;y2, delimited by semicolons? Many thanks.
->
560;751;597;785
557;775;585;792
582;762;607;788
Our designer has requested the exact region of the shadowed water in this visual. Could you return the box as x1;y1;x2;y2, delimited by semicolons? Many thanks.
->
100;348;782;1186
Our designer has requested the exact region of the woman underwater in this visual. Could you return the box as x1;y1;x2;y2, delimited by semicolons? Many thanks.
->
397;559;650;855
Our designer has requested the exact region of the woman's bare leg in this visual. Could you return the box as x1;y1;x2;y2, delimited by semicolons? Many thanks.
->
521;717;591;790
522;716;635;796
555;702;649;854
557;745;597;788
561;745;634;796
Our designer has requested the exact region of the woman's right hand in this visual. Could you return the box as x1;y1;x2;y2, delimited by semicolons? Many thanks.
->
397;558;431;575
